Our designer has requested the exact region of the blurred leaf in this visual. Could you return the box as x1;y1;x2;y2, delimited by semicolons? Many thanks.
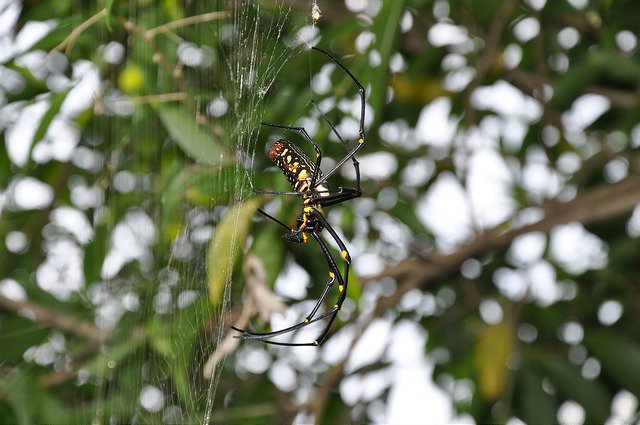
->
26;89;72;169
345;268;362;306
207;197;262;305
550;50;640;109
541;357;610;423
155;105;233;165
147;318;172;358
105;0;113;31
3;63;50;104
391;74;446;104
549;63;599;109
0;370;67;424
369;0;406;120
590;50;640;84
518;364;557;424
168;298;213;403
162;0;184;22
146;313;195;404
0;316;49;362
83;334;145;376
583;328;640;397
475;320;515;400
252;225;287;286
161;162;250;239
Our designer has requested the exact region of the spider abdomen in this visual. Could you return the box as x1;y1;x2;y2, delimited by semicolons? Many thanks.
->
269;139;324;193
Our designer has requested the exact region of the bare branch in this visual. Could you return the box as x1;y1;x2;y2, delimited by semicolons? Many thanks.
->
144;11;231;40
0;294;111;344
50;8;107;56
371;174;640;314
463;0;519;125
129;92;189;104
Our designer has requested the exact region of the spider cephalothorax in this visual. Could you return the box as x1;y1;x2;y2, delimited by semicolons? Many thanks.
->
232;46;365;346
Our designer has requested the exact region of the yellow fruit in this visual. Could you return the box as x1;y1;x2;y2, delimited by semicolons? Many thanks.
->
118;64;145;94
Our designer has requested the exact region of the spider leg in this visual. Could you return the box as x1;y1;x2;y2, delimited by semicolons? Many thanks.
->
260;121;323;188
310;100;362;207
311;99;359;177
256;208;307;244
256;208;290;231
230;309;336;346
311;210;351;304
232;229;348;346
314;188;361;208
253;188;311;197
311;47;366;189
253;187;362;200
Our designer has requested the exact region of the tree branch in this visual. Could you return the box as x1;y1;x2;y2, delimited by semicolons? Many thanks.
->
144;11;231;40
0;295;111;344
50;8;107;56
370;174;640;314
463;0;519;126
304;175;640;421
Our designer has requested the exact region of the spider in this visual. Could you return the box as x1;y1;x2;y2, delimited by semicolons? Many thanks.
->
231;46;366;347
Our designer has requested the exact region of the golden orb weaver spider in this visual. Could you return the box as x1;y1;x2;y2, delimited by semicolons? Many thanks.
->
231;46;366;347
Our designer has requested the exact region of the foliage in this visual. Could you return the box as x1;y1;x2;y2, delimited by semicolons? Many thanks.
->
1;0;639;424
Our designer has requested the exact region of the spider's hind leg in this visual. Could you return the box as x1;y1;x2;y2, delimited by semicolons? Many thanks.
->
231;229;347;346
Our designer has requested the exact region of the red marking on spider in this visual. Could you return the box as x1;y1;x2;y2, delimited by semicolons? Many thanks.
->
269;140;285;161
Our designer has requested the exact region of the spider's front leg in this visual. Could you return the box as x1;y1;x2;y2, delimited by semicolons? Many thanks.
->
256;208;310;244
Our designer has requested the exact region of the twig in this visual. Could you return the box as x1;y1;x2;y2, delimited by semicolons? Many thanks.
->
129;92;189;104
203;252;285;379
309;361;346;424
0;294;111;344
463;0;519;126
50;8;108;56
144;11;231;40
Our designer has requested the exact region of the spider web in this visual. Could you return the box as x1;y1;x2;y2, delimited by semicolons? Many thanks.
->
91;1;308;423
199;0;296;420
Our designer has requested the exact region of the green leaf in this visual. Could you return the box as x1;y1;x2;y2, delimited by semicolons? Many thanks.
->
0;315;49;362
146;315;190;403
171;299;213;402
207;197;262;305
541;357;610;423
590;50;640;84
3;63;50;104
518;364;557;424
583;329;640;397
155;105;233;166
161;161;250;239
550;50;640;109
83;334;145;376
252;225;287;286
105;0;113;31
550;62;600;109
0;370;68;424
24;89;72;170
369;0;406;120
